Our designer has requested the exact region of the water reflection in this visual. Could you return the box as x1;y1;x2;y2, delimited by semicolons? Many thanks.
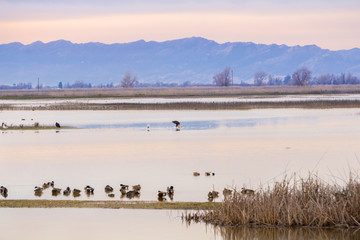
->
212;226;360;240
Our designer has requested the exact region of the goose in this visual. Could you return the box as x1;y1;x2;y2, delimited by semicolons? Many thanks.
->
172;120;181;131
108;193;115;198
1;122;8;129
63;187;71;196
193;172;200;176
241;188;255;195
55;122;61;128
50;181;55;187
147;124;150;132
105;185;114;192
132;184;141;191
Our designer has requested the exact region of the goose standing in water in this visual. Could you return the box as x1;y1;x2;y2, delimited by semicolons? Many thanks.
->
147;124;150;132
172;120;181;131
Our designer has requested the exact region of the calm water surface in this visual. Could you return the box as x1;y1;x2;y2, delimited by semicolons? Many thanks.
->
1;208;359;240
1;109;360;201
1;108;360;239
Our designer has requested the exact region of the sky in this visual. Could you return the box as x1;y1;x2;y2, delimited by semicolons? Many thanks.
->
0;0;359;50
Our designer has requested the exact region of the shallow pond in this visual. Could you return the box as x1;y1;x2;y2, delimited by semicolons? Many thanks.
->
1;108;360;201
1;208;359;240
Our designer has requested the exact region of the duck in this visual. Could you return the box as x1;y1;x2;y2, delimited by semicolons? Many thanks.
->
0;186;8;195
167;186;174;195
72;189;81;197
34;186;43;197
34;186;43;193
84;185;94;194
158;191;167;201
1;122;8;129
126;190;138;199
63;187;71;196
193;172;200;176
120;184;129;190
158;191;167;198
108;193;115;198
205;172;215;176
52;188;61;196
132;184;141;191
241;187;255;195
120;188;127;195
42;182;50;189
55;122;61;128
105;185;114;192
208;190;219;199
172;120;181;131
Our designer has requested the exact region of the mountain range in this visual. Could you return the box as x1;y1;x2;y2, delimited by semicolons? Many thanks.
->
0;37;359;86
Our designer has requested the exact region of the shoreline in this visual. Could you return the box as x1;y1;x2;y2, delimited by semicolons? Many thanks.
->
2;100;360;111
0;199;218;210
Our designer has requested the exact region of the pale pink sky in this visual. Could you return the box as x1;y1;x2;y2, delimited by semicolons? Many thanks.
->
0;0;359;50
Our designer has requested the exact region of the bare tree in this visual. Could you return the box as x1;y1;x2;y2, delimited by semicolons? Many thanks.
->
291;68;312;86
267;75;283;86
213;67;232;86
120;72;137;88
254;71;268;86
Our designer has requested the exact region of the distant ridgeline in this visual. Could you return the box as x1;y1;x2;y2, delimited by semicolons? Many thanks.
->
0;37;359;88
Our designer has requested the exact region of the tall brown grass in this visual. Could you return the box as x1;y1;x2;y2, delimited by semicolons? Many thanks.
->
185;174;360;228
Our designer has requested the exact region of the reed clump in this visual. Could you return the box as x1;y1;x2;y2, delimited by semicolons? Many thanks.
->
186;174;360;228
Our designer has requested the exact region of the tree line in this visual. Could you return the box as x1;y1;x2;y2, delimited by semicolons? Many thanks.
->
214;67;360;87
1;69;359;89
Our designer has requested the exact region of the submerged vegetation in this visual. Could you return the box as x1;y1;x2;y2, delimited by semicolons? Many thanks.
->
184;174;360;228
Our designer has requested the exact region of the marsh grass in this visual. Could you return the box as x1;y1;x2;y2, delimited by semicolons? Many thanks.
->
184;174;360;228
2;85;360;99
0;200;218;210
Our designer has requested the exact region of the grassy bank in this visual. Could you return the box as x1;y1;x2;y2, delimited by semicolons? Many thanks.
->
2;100;360;111
1;126;73;130
2;85;360;99
0;200;218;210
184;174;360;228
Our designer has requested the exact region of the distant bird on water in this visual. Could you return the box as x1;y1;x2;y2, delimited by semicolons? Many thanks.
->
172;120;181;131
55;122;61;128
1;122;8;129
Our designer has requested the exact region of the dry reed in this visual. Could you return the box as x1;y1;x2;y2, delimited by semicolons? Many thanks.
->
185;174;360;228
